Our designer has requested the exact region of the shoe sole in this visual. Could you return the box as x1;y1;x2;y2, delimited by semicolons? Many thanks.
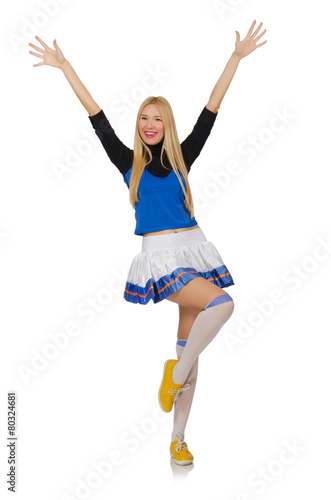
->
170;455;194;466
158;359;172;413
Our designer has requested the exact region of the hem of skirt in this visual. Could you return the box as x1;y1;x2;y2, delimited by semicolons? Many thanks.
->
123;265;235;305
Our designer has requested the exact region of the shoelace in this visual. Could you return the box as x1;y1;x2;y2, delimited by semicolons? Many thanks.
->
168;383;190;402
174;434;188;454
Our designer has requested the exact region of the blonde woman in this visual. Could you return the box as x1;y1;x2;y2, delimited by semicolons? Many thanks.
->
29;20;267;466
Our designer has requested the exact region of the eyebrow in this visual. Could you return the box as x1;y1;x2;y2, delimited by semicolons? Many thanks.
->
140;114;162;117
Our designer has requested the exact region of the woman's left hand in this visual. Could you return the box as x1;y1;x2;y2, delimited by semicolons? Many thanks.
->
234;20;267;59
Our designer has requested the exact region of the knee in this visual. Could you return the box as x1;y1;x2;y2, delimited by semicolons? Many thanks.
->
204;293;235;325
227;297;235;317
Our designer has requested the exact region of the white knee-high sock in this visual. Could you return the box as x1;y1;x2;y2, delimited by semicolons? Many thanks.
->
172;293;234;385
171;339;198;443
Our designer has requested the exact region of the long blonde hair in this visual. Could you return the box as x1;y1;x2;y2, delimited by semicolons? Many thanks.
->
129;96;195;219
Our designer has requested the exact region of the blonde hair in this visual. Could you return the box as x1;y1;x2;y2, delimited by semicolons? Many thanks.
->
129;96;195;219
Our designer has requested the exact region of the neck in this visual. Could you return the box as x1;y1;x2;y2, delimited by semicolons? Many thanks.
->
147;138;164;153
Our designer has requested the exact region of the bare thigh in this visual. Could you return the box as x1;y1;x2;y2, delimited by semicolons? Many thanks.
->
166;277;232;340
165;276;230;310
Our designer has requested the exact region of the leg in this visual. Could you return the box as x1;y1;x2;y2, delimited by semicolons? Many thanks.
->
166;277;234;384
171;305;200;443
168;279;233;440
171;338;199;443
177;304;202;340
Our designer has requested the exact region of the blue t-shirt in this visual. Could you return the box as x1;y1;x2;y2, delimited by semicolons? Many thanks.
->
88;106;218;235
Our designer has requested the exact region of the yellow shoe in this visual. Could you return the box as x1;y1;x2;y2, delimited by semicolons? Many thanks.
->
170;433;194;465
158;359;190;413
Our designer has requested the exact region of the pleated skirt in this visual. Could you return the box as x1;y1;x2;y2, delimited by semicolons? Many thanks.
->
124;227;235;305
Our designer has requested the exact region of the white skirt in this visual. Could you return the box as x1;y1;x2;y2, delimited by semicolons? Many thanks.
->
124;227;235;305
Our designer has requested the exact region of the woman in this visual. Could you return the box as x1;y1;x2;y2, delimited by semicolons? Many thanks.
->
29;20;267;466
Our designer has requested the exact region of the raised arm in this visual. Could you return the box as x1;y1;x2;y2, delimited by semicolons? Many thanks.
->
29;37;133;174
29;36;101;116
206;20;267;113
60;59;101;117
181;21;267;171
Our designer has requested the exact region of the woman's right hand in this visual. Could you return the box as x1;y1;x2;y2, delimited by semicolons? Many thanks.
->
29;36;66;69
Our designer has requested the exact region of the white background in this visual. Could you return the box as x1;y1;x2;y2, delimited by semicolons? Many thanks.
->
1;0;330;498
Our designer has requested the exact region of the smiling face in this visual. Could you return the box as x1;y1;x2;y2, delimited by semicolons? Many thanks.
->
138;104;165;145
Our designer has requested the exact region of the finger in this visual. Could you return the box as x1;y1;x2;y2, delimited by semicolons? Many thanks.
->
252;22;263;38
35;35;49;50
28;42;44;54
255;29;267;43
33;62;44;67
29;50;43;59
246;20;256;38
256;40;267;48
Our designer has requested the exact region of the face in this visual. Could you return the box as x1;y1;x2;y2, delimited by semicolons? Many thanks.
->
138;104;165;145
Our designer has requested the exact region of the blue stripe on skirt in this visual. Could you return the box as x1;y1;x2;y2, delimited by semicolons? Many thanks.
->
124;264;234;305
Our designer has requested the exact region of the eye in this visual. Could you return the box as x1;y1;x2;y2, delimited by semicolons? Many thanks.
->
140;117;162;121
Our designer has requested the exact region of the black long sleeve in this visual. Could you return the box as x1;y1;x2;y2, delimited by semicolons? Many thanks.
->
180;106;218;173
88;110;133;176
88;105;218;177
